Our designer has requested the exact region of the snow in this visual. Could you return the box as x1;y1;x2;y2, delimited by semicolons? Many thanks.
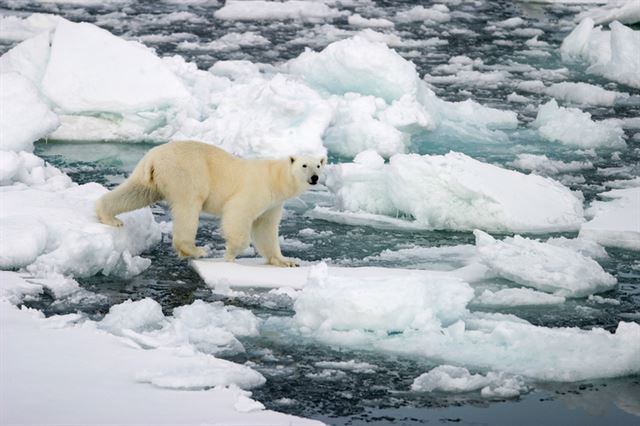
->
579;187;640;250
0;183;160;278
561;19;640;89
0;298;320;425
474;230;616;298
0;73;59;152
41;19;189;113
533;99;626;148
214;0;343;21
411;365;528;398
0;150;72;190
322;151;585;233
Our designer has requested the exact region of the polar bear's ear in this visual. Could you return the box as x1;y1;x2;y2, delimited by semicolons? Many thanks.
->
320;157;326;165
290;156;295;164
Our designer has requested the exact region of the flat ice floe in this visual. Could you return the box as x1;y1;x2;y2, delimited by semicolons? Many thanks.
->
319;150;584;233
0;296;320;425
579;187;640;250
214;0;343;22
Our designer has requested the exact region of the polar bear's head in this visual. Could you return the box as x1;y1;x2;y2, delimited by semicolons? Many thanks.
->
290;156;326;186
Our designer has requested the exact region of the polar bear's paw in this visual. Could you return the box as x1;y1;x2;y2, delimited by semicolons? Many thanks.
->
101;216;123;227
175;243;207;259
268;257;299;268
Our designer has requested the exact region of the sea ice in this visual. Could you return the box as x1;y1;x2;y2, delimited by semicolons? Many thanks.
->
284;264;640;382
214;0;343;21
41;19;190;113
0;299;317;425
579;187;640;250
288;35;420;103
545;82;628;106
0;73;59;152
0;183;160;277
411;365;527;398
533;99;625;148
322;151;585;233
0;13;59;41
474;230;616;298
561;19;640;89
394;4;451;24
0;150;72;190
474;288;566;306
509;153;593;176
577;1;640;25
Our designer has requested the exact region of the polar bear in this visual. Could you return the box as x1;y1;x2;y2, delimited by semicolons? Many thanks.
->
95;141;325;267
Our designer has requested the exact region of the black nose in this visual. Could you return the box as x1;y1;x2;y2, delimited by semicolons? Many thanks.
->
310;175;318;184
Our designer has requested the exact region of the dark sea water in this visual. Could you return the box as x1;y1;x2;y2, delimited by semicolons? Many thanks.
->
2;0;639;424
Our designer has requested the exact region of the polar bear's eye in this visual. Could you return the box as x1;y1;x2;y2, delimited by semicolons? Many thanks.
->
302;164;307;168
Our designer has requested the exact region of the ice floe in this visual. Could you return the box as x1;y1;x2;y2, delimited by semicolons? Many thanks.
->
474;288;566;307
320;151;584;233
0;182;160;278
474;230;616;298
214;0;343;21
533;99;626;148
579;187;640;250
0;298;318;425
561;19;640;89
411;365;528;398
576;1;640;25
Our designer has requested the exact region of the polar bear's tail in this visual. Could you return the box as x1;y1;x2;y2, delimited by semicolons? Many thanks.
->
95;156;162;227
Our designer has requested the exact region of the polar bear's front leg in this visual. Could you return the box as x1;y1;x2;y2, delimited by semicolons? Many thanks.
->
221;207;252;263
251;205;298;268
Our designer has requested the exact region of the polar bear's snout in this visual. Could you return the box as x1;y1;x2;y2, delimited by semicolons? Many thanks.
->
309;175;319;185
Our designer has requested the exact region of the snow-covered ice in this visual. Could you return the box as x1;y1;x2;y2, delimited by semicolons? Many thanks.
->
411;365;528;398
0;297;320;425
214;0;343;22
533;99;626;148
561;19;640;89
321;151;584;233
579;187;640;250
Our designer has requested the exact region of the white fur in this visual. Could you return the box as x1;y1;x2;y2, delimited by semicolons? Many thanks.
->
95;141;325;266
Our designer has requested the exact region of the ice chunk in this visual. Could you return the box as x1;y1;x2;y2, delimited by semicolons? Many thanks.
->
0;183;160;278
314;360;377;373
545;82;627;106
348;14;394;28
177;32;270;52
508;154;593;175
0;73;59;152
294;262;474;334
174;74;331;158
0;151;73;190
322;152;585;233
474;288;566;306
100;298;167;334
474;230;616;298
394;5;450;24
579;187;640;250
41;19;189;113
561;19;640;89
288;35;420;102
577;1;640;25
0;13;59;41
0;271;43;305
411;365;527;398
533;99;625;148
214;0;342;21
